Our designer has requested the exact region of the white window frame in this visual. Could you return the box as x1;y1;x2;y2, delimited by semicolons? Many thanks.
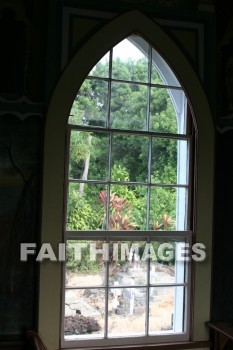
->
61;36;193;348
62;232;192;348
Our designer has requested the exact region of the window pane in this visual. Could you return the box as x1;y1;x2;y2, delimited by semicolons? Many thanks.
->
66;240;106;287
149;187;176;230
170;90;187;134
176;187;188;230
108;185;147;231
66;183;107;230
109;241;147;286
110;82;147;131
151;48;181;87
68;79;108;127
112;38;149;83
150;242;187;284
69;130;110;181
149;87;178;133
151;65;164;85
151;138;189;185
64;288;105;338
149;187;188;231
108;287;146;336
150;255;175;285
149;286;185;334
111;134;149;182
88;52;110;78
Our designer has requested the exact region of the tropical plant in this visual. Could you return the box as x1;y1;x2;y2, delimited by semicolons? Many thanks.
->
99;190;138;230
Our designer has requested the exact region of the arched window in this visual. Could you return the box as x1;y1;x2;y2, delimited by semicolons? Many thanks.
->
38;11;214;350
62;34;194;347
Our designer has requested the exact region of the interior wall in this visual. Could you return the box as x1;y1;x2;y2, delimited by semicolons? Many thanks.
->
0;0;221;346
0;0;46;342
211;131;233;322
211;0;233;323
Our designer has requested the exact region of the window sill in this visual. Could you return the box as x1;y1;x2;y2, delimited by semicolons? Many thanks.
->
60;340;210;350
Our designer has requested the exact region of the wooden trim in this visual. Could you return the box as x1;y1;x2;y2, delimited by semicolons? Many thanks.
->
207;322;233;340
207;321;233;350
60;340;210;350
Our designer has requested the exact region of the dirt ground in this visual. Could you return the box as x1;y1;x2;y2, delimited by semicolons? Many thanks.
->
65;266;175;335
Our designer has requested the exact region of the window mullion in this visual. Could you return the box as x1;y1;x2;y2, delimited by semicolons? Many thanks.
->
105;48;113;231
104;236;110;338
86;75;184;90
187;132;194;231
145;41;151;333
146;136;152;231
147;44;152;131
68;178;190;189
64;128;71;232
107;48;113;129
106;132;113;230
147;41;152;232
145;236;150;336
68;124;192;140
186;138;191;231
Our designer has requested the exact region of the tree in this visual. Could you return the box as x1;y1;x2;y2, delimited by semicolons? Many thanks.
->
67;57;178;231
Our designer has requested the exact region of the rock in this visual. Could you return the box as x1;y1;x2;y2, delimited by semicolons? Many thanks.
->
64;314;101;335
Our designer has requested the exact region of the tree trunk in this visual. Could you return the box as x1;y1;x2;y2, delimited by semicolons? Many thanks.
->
79;134;92;196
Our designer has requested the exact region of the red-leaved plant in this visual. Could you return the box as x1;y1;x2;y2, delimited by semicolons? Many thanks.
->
153;214;175;230
99;190;138;230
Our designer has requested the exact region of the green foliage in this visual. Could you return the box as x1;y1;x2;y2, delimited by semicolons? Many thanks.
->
67;184;103;230
69;79;108;127
66;240;103;273
69;131;92;179
111;165;147;229
150;188;176;231
67;57;179;238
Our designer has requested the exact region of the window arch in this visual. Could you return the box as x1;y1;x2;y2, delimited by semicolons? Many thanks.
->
129;35;185;133
39;10;214;350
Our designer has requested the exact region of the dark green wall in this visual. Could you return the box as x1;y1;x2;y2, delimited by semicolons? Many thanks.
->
2;0;229;343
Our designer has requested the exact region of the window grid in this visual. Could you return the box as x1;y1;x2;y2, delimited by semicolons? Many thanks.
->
63;232;191;341
86;75;184;90
66;125;191;232
67;124;191;139
63;37;193;345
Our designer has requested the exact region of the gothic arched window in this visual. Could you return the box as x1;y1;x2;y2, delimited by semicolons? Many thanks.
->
62;34;194;347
